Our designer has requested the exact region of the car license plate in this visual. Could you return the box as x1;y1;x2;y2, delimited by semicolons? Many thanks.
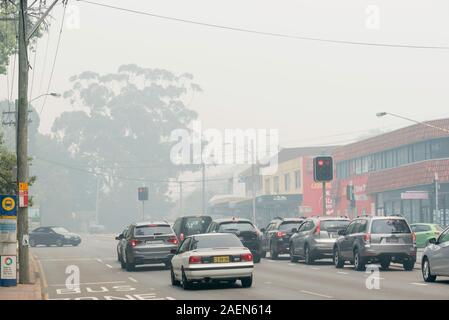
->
386;237;399;243
213;256;230;263
146;240;163;245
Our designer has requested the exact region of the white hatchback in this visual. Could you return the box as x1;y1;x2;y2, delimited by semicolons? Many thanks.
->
170;233;254;289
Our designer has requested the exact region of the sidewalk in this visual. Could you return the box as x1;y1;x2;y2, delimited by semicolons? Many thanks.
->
0;255;43;300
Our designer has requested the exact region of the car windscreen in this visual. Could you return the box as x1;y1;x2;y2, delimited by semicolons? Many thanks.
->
371;219;411;234
218;222;255;232
134;225;172;236
184;217;212;235
191;234;243;249
279;222;303;231
52;227;69;234
320;220;350;231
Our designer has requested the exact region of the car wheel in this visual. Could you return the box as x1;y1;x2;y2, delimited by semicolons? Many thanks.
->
241;275;253;288
30;239;36;247
422;258;436;282
270;243;278;260
334;247;344;268
125;252;135;271
56;239;63;247
354;249;365;271
290;245;298;262
253;254;261;263
171;267;180;286
304;245;314;265
181;269;192;290
260;250;267;258
403;260;415;271
380;258;391;270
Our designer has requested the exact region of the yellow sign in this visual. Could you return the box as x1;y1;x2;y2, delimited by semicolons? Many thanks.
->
19;182;28;191
1;197;16;212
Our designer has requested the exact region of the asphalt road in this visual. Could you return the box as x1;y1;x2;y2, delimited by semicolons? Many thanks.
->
32;234;449;300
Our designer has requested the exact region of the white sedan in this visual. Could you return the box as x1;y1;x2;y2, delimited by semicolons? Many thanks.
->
170;233;254;289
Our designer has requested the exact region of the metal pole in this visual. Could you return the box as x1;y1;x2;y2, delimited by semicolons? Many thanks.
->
17;0;30;284
179;181;183;215
251;140;256;225
322;182;326;216
142;201;145;221
202;163;206;215
95;177;100;224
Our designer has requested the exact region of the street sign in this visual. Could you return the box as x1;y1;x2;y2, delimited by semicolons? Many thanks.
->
0;256;17;280
18;182;29;208
138;187;149;201
0;195;17;218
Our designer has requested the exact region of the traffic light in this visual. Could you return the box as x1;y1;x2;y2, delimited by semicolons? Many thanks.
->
138;187;149;201
313;156;333;182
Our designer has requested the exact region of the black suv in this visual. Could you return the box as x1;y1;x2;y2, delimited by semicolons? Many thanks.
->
260;217;305;259
30;226;81;247
206;217;263;263
172;215;213;241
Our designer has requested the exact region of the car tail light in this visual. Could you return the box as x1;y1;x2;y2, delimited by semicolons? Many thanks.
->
180;233;185;241
412;232;416;243
189;256;202;264
363;233;371;243
129;239;140;247
276;231;286;238
167;236;179;245
314;220;321;235
240;253;253;262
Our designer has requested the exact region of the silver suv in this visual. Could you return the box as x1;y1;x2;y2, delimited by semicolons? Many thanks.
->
290;217;350;264
333;216;417;271
116;221;179;271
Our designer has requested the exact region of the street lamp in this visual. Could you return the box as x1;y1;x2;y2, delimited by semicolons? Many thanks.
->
29;92;61;103
376;111;449;134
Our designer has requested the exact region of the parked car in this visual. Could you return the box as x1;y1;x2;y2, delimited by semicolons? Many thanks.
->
206;217;263;263
333;216;417;271
260;217;305;259
172;215;213;241
116;221;179;271
116;226;129;262
170;233;254;289
421;226;449;282
410;223;444;248
290;216;350;264
30;226;81;247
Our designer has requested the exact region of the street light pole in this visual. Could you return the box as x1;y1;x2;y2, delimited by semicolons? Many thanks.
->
376;112;449;134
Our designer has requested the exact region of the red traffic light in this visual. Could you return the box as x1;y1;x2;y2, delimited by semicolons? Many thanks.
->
318;160;324;166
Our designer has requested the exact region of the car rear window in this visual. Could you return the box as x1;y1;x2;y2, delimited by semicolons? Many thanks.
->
279;222;303;231
191;234;243;249
371;219;411;234
184;217;212;235
134;225;172;236
218;222;255;232
320;220;350;231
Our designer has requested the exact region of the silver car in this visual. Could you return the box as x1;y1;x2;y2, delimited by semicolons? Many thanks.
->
116;221;179;271
290;217;350;264
334;216;417;271
422;226;449;282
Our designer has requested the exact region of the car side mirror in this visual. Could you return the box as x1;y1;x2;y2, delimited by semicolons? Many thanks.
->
428;238;437;245
338;229;347;236
260;228;266;233
291;228;298;233
115;234;123;240
170;248;177;254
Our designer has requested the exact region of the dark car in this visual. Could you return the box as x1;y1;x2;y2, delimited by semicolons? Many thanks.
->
260;217;305;259
30;226;81;247
116;221;179;271
206;217;263;263
172;215;213;242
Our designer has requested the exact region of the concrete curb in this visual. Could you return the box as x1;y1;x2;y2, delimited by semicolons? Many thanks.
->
30;254;47;300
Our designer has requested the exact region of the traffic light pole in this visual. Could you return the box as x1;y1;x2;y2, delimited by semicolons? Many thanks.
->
322;182;326;216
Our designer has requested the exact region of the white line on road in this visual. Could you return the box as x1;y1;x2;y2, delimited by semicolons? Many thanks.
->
96;258;103;263
410;282;427;286
264;281;272;285
166;297;176;300
105;264;113;268
301;290;333;299
337;271;349;275
128;277;138;283
288;263;296;266
311;267;320;270
49;281;126;287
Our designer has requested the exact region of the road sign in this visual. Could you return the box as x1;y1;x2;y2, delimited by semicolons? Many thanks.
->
0;256;17;280
0;195;17;218
138;187;149;201
18;182;29;208
18;182;28;191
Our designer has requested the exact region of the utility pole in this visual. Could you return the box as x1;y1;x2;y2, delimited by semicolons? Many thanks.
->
434;172;439;224
179;181;183;215
17;0;30;284
201;162;206;215
251;140;256;225
322;182;326;216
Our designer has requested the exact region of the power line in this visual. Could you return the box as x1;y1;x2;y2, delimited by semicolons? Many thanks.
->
37;25;50;95
78;0;449;50
39;0;67;115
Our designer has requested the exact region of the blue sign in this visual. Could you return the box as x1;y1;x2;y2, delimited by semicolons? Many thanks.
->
0;195;17;218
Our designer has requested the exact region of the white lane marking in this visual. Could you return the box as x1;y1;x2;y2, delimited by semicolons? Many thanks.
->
301;290;333;299
96;258;103;263
166;297;176;300
105;264;113;269
49;281;126;287
128;277;138;283
337;271;349;275
311;267;320;270
288;263;296;266
264;281;272;285
40;258;102;262
410;282;427;286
